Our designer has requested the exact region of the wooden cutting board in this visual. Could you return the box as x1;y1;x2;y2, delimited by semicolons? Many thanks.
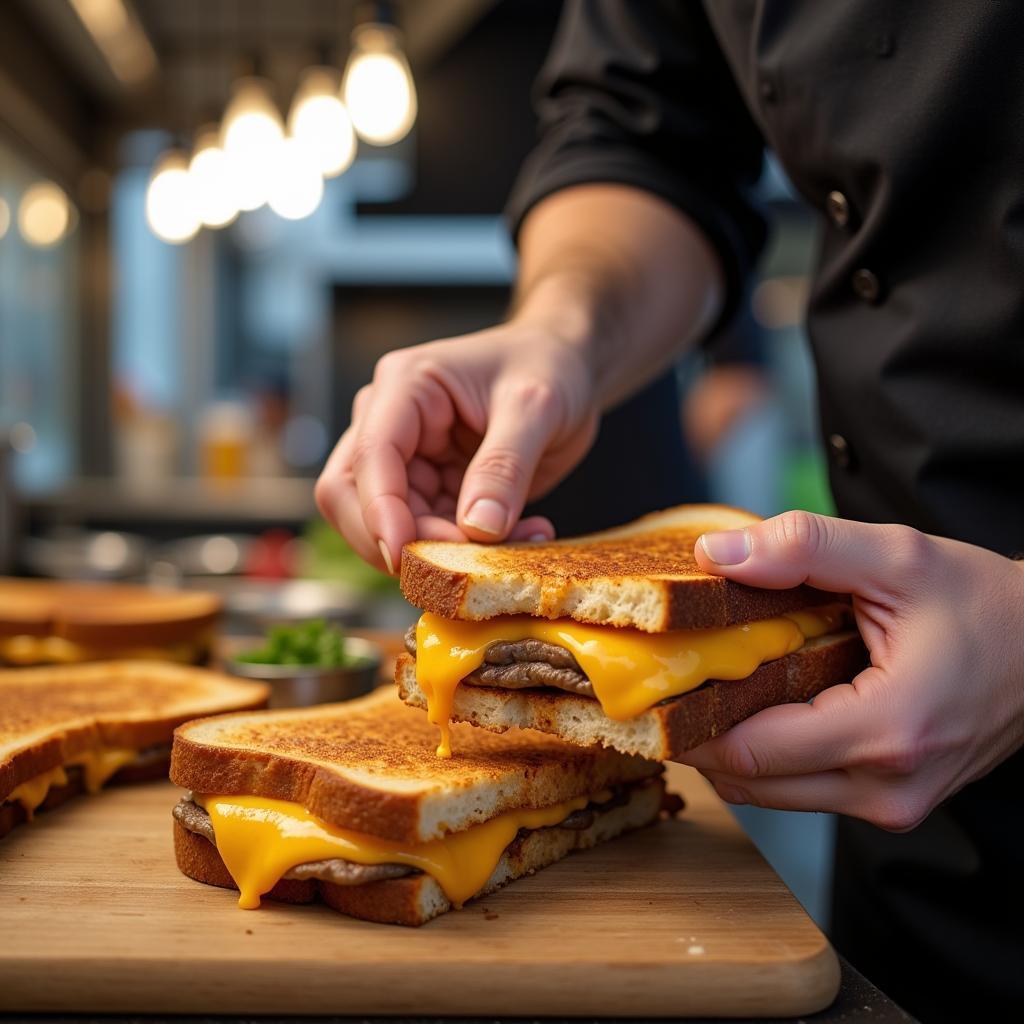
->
0;764;838;1018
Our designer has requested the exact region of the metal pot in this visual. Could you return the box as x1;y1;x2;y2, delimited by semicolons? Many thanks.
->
223;635;381;708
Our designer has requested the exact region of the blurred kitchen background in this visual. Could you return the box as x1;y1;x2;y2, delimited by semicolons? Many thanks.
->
0;0;837;924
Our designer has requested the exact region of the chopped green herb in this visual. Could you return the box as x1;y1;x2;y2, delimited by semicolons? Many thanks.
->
235;619;362;667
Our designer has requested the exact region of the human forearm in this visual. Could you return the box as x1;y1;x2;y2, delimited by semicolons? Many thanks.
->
512;183;725;408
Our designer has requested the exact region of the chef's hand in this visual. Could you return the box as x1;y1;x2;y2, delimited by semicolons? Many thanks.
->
684;511;1024;831
314;326;598;573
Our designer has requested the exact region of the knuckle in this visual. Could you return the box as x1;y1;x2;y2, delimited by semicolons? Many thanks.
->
883;525;933;580
362;492;395;521
866;719;942;778
349;433;379;475
472;447;528;488
413;356;445;382
721;738;762;779
511;377;561;417
772;509;829;558
313;475;333;517
868;791;929;833
351;384;373;416
374;348;413;380
870;738;926;777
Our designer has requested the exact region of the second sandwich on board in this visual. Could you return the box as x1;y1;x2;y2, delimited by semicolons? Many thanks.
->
1;660;267;839
397;504;868;760
170;688;670;926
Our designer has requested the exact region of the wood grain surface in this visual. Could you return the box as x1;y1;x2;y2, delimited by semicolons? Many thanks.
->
0;763;839;1018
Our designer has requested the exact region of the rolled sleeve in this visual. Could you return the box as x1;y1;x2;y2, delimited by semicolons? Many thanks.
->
505;0;767;328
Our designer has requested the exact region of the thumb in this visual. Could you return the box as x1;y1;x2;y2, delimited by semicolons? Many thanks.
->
694;509;926;600
456;380;563;542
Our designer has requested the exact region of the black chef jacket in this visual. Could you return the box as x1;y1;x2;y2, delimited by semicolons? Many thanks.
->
505;3;1024;1021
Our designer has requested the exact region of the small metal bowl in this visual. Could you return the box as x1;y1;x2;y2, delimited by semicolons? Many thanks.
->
224;636;381;709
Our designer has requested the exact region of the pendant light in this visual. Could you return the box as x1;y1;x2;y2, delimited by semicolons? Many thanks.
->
17;182;75;248
267;138;324;220
288;66;356;177
342;5;417;146
220;74;285;211
145;150;199;244
189;125;239;228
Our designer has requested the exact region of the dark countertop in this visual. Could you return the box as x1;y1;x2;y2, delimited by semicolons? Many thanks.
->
0;955;916;1024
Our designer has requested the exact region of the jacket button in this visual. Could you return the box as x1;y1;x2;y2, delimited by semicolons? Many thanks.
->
828;433;855;470
851;268;882;303
759;77;777;103
826;190;850;228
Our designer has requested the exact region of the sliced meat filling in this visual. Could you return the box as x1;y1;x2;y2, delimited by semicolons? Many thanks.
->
172;798;412;885
403;625;594;697
172;783;655;887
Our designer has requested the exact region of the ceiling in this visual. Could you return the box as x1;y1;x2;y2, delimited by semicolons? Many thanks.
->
18;0;497;134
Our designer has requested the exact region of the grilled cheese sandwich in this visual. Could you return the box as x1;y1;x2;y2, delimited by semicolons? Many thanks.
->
170;689;670;926
0;577;220;667
397;504;868;761
0;634;207;667
0;660;267;839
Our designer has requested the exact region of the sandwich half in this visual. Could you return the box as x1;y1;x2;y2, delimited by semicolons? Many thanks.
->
170;688;670;926
0;577;221;666
0;660;267;839
396;504;868;760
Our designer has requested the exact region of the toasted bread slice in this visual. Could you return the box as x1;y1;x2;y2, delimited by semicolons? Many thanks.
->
396;632;868;760
400;504;834;632
170;688;661;844
0;577;220;661
173;776;665;926
0;661;268;806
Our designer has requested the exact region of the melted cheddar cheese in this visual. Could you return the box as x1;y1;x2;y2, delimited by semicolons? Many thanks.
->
415;605;845;757
74;748;140;793
198;791;609;910
0;635;203;666
7;766;69;818
3;747;140;816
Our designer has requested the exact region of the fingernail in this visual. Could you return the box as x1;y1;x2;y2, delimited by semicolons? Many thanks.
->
464;498;507;537
528;533;548;543
699;529;751;565
377;539;395;575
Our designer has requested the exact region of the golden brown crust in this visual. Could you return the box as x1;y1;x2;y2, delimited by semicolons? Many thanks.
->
399;555;468;622
661;580;837;632
397;633;869;760
170;691;660;844
399;505;837;630
0;577;221;647
0;662;268;800
169;740;425;843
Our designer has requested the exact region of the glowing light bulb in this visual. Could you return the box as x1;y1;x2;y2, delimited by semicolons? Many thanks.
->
220;77;285;211
18;182;74;248
342;24;417;146
267;138;324;221
189;126;238;228
145;149;200;244
288;66;356;177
